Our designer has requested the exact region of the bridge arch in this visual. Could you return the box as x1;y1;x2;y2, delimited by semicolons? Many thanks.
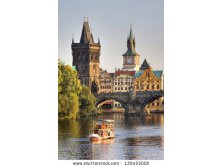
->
96;97;128;112
94;90;163;116
140;96;163;112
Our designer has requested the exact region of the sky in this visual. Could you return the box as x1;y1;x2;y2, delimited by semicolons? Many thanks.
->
59;0;164;72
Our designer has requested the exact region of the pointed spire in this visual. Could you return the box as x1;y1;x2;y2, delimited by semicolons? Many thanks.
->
133;35;136;48
123;25;137;56
80;17;94;44
98;36;100;44
72;34;74;44
140;59;150;70
129;24;133;41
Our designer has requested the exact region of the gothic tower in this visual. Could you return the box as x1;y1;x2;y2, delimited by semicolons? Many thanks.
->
122;26;140;71
72;19;101;88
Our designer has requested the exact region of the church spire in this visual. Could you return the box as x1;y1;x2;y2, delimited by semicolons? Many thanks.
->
133;35;136;48
72;34;74;44
98;36;100;44
129;24;133;43
80;17;94;44
124;25;137;56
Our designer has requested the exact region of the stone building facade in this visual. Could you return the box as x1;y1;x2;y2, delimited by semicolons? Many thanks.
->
72;20;101;88
134;59;164;112
99;69;113;94
113;70;135;92
112;70;135;107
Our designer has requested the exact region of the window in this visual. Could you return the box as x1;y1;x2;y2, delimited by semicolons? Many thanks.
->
157;102;160;106
121;87;123;90
152;85;154;89
152;103;154;106
125;87;127;90
115;87;117;90
157;85;160;89
115;82;117;85
118;87;120;90
137;86;139;89
147;85;149;89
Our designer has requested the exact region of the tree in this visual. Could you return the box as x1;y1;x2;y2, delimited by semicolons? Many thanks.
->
79;85;97;117
58;61;82;119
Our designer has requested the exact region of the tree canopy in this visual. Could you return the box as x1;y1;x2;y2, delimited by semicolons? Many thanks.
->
58;61;96;119
58;61;82;119
79;86;97;117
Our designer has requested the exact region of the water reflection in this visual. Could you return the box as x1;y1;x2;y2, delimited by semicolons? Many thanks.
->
58;113;164;160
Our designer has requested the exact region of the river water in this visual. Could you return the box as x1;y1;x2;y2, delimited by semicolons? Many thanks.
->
58;113;164;160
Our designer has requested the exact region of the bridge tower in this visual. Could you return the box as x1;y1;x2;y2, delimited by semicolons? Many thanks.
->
72;18;101;88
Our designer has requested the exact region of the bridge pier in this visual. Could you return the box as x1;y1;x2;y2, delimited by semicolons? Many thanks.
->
95;90;164;117
124;103;147;117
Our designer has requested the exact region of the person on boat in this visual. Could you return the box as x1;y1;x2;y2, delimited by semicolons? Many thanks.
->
110;130;113;136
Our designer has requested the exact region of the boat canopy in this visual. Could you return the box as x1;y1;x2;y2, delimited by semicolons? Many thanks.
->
96;119;115;123
104;120;115;123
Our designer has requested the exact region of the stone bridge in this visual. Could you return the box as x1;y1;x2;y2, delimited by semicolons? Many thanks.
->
94;90;164;117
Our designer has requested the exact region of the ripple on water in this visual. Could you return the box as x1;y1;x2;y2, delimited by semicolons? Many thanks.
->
58;113;164;160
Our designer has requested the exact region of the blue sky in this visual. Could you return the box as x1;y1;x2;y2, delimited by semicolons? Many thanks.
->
59;0;164;72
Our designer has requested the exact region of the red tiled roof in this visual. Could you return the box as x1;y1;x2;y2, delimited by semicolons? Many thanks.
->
114;70;135;76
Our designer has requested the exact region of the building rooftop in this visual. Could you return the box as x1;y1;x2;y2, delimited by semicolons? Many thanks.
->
80;20;94;44
140;59;150;70
109;73;114;78
134;70;144;78
114;70;135;77
152;70;163;78
122;26;139;57
134;70;163;79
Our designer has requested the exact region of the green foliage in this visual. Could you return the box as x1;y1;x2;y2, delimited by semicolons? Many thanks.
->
58;61;97;119
58;61;82;119
79;85;97;117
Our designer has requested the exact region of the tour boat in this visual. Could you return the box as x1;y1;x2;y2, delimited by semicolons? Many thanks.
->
89;119;115;141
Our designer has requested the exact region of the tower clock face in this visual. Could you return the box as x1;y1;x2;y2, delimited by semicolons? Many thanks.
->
127;58;131;64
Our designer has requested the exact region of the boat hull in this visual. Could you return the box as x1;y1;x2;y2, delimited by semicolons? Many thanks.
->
89;136;115;141
89;134;100;141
